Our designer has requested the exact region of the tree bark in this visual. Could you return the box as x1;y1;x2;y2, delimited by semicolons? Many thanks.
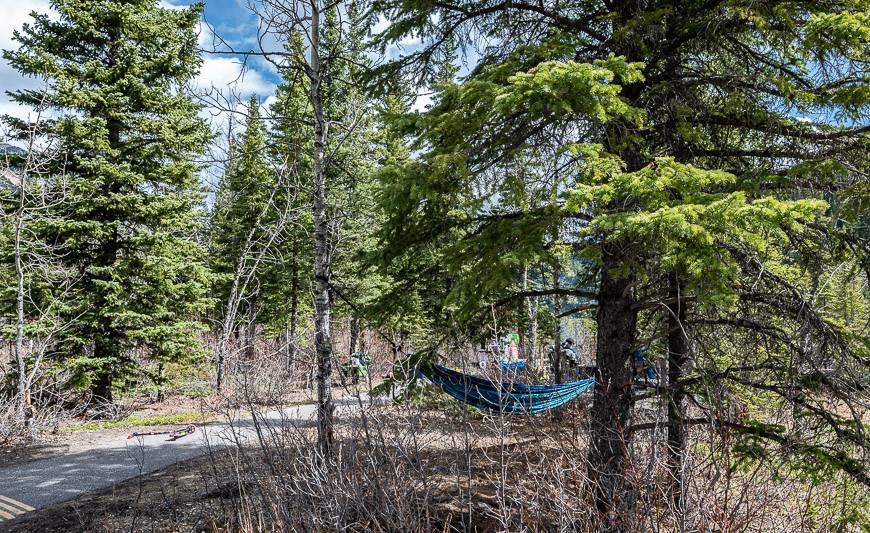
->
91;362;114;404
90;223;121;405
13;154;28;425
587;247;637;528
666;273;689;510
552;263;563;385
244;294;257;360
287;239;299;368
349;317;360;356
156;363;166;403
91;36;122;406
309;0;334;457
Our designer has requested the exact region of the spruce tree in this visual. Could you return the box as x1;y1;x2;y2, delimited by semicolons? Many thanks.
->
210;96;281;386
318;3;382;349
267;32;314;367
3;0;212;402
371;0;869;524
365;43;463;339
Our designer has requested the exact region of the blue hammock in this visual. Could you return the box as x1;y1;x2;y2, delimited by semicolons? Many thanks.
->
501;360;527;371
418;364;596;414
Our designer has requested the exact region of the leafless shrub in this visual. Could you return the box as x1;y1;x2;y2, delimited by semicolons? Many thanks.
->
0;395;67;446
188;358;869;533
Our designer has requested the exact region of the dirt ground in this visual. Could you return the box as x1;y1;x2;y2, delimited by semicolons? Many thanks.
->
2;390;863;532
2;447;237;532
1;402;579;532
0;380;374;469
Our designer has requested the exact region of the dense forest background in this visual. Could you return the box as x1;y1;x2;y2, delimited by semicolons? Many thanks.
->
0;0;868;530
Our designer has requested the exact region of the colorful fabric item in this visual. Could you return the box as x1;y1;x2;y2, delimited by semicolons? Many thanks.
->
418;364;595;414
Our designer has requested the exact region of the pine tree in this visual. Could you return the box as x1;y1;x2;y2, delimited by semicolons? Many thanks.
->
265;0;380;454
370;0;869;524
3;0;212;403
210;96;284;387
366;43;462;339
267;31;314;368
319;2;383;349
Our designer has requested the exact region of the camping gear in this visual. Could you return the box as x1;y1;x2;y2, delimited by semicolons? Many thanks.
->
501;360;527;371
418;364;595;414
346;351;370;384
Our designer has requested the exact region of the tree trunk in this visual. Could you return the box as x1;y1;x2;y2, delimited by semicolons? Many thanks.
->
666;273;689;510
399;329;408;356
244;294;257;360
91;70;122;406
13;161;28;425
287;239;299;368
391;329;401;360
588;248;637;528
91;354;114;404
215;197;274;390
552;263;563;385
156;363;166;403
92;234;120;405
309;0;334;457
349;317;360;356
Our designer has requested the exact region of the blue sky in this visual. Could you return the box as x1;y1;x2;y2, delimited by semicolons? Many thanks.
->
1;0;429;128
191;0;283;91
170;0;282;105
1;0;283;125
0;0;431;195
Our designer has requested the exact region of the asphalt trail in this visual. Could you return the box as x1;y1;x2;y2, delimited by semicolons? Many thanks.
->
0;395;373;523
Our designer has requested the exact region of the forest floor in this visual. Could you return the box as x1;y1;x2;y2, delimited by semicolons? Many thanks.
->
0;387;320;469
2;397;861;532
1;399;591;532
0;378;378;529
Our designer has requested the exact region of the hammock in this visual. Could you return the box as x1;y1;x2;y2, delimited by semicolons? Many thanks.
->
501;360;526;370
418;364;596;414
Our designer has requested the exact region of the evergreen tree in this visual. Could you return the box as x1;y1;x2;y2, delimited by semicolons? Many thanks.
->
267;32;314;368
211;97;273;295
267;0;379;453
319;2;383;350
371;0;869;524
3;0;212;402
210;96;283;386
365;44;463;340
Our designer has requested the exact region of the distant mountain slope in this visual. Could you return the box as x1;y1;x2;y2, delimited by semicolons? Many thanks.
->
0;143;27;157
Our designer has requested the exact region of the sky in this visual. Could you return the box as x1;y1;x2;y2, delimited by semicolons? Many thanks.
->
0;0;430;130
0;0;426;192
0;0;284;125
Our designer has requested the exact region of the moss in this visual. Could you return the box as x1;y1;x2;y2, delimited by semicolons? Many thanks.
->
67;412;207;432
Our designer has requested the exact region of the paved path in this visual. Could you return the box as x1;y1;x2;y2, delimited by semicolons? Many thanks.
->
0;395;374;524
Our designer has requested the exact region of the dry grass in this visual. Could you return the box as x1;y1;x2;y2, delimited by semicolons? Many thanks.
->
7;392;866;532
2;326;867;532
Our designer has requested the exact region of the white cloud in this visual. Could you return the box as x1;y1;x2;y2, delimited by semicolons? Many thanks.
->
195;56;275;96
188;10;277;99
0;0;51;52
1;0;276;126
0;1;52;123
